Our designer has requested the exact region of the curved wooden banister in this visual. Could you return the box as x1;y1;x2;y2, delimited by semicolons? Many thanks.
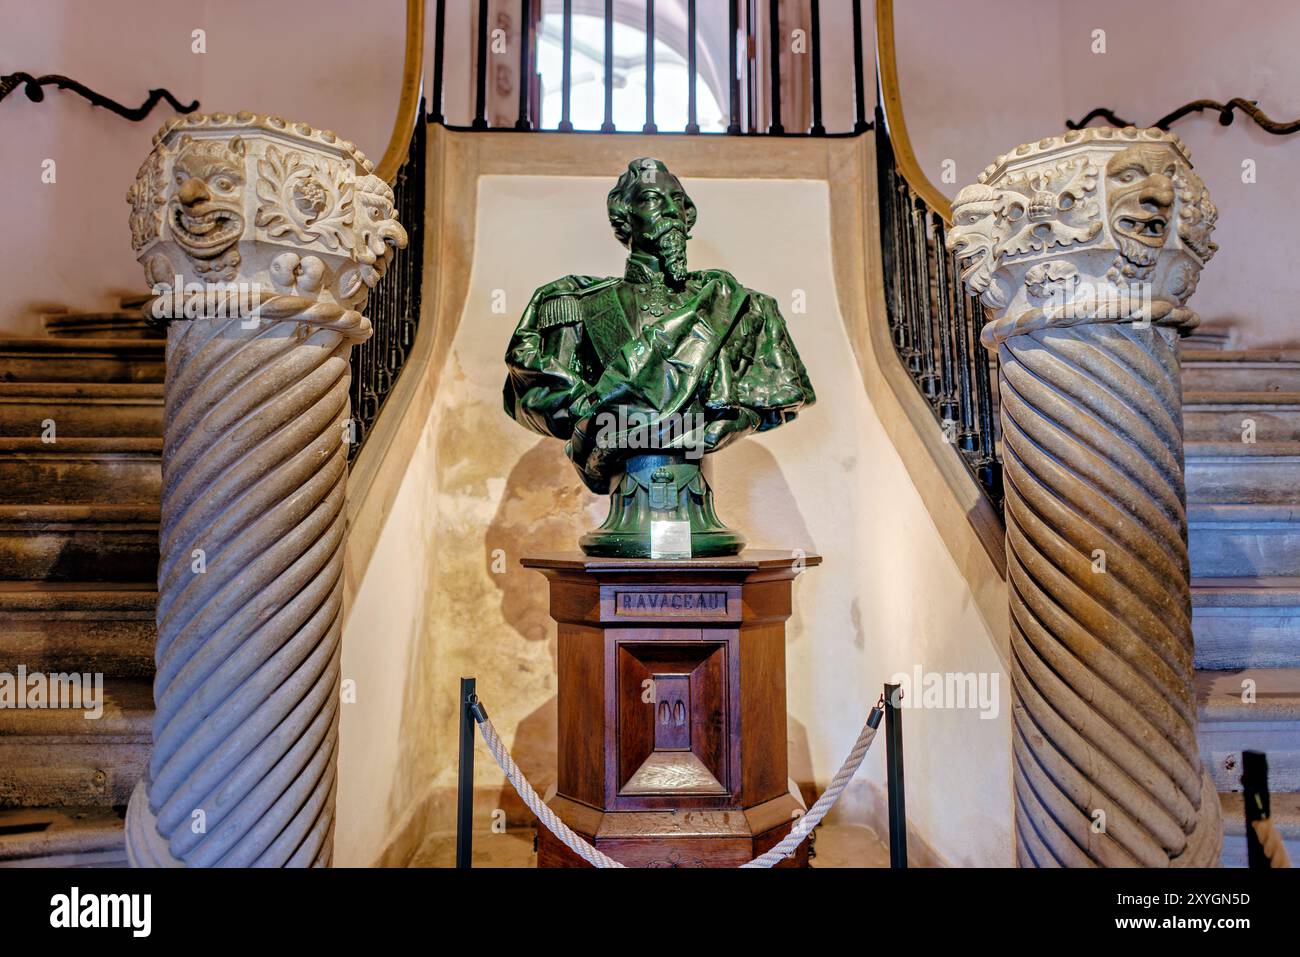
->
376;0;426;184
874;0;951;222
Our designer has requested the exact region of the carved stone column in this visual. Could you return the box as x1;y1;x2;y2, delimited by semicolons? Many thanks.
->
947;127;1221;866
123;112;407;866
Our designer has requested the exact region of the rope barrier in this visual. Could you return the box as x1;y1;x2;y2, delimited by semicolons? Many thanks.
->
1251;817;1293;868
470;692;885;868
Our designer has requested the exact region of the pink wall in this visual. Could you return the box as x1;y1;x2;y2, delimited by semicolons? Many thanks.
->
2;1;1297;345
896;0;1300;347
0;0;404;335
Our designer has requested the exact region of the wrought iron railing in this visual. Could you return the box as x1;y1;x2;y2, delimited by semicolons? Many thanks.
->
348;110;426;463
873;111;1001;512
435;0;874;135
0;72;198;120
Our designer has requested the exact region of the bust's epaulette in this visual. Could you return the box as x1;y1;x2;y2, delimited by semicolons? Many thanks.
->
535;275;619;331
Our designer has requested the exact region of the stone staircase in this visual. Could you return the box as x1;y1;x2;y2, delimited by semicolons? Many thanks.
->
1184;347;1300;866
0;299;161;867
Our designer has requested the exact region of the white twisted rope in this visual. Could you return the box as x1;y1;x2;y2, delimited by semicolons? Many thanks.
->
476;714;624;868
474;696;884;868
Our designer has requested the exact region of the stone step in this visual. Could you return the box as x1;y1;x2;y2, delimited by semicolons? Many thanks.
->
0;438;161;505
1196;668;1300;793
1193;578;1300;670
1218;791;1300;868
1189;504;1300;578
42;308;162;340
1185;441;1300;505
0;806;128;867
0;582;156;678
0;382;163;438
0;337;164;384
1182;391;1300;443
1182;349;1300;394
0;677;152;808
0;504;159;582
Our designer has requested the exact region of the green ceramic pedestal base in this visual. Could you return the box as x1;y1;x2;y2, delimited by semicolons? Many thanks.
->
580;453;744;558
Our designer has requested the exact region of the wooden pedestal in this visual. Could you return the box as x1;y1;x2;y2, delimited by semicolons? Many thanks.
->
522;550;820;868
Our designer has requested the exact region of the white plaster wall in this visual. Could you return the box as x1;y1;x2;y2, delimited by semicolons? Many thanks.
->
338;173;1013;867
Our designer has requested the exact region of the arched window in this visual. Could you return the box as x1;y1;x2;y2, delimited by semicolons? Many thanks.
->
535;12;727;132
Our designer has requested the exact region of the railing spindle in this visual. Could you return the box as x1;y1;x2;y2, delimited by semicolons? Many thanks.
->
601;0;615;132
559;0;573;131
932;214;958;422
430;0;446;124
851;0;868;133
686;0;699;134
810;0;824;136
644;0;657;133
767;0;783;134
911;195;940;399
515;0;532;130
473;0;489;129
727;0;741;134
949;253;980;454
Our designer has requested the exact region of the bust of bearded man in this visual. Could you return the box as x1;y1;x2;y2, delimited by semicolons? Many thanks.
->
503;157;816;557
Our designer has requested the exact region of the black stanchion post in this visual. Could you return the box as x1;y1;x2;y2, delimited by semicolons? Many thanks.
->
1242;750;1271;869
884;682;907;868
456;677;477;869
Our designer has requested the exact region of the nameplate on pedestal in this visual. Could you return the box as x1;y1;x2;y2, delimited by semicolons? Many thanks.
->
613;589;729;618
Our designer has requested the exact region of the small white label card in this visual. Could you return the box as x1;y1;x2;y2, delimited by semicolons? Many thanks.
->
650;520;692;559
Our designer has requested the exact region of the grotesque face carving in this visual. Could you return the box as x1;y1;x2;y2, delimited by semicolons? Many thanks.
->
1106;144;1177;278
340;174;409;303
608;158;697;286
948;184;1010;308
169;135;245;270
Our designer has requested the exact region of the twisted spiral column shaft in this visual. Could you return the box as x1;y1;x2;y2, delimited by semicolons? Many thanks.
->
996;323;1221;867
127;312;363;867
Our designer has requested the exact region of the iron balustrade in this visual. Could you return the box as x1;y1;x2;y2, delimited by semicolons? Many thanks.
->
348;113;426;463
874;108;1002;512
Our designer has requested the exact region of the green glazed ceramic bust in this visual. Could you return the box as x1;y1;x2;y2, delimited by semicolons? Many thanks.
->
503;158;816;557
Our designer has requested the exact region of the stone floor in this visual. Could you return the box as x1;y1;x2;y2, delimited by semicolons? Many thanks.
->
409;822;890;868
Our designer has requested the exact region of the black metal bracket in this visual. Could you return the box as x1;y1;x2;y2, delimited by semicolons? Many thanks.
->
1242;750;1272;869
884;682;907;868
456;676;477;869
0;72;198;121
1067;98;1300;135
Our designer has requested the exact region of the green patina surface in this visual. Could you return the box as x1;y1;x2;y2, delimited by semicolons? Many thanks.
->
503;158;815;557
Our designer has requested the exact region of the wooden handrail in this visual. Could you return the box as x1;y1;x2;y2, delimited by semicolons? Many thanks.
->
874;0;951;222
376;0;426;184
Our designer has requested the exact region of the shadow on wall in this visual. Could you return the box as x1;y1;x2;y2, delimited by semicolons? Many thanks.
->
482;436;818;823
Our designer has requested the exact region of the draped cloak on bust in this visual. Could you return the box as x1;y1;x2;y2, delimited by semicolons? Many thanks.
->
504;263;815;493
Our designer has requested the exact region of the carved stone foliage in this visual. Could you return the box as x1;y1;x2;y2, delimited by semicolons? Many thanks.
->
128;111;407;310
946;127;1216;331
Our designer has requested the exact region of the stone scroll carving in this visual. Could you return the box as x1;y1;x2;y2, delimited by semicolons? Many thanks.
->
123;112;406;867
947;127;1221;867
